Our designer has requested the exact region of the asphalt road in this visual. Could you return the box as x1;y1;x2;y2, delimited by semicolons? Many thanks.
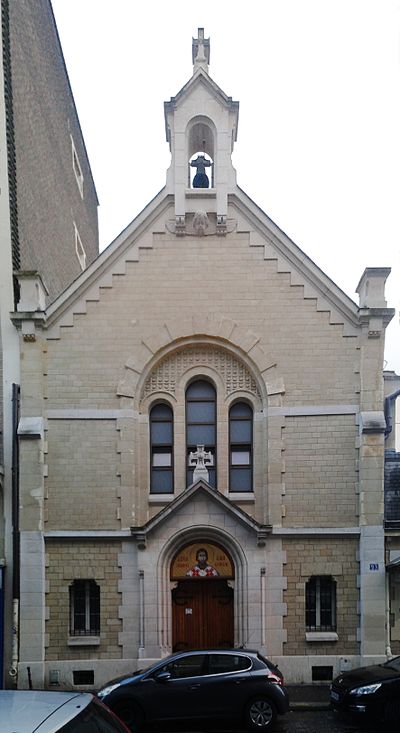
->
274;709;387;732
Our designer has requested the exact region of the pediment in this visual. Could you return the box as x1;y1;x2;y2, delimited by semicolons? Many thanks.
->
164;68;239;117
130;480;271;546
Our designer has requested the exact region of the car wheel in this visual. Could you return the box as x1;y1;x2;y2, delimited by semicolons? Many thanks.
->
245;698;276;730
113;700;145;732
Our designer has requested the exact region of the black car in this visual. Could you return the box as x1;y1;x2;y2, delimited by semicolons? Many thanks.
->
330;655;400;724
97;649;289;731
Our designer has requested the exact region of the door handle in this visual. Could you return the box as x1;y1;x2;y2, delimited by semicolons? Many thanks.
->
188;683;201;690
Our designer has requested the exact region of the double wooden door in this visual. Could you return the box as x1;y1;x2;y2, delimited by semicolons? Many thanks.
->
172;579;233;651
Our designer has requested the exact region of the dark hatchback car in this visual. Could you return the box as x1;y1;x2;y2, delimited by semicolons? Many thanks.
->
97;649;289;731
330;655;400;724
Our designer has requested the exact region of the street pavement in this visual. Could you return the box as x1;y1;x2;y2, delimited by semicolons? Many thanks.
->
274;709;381;732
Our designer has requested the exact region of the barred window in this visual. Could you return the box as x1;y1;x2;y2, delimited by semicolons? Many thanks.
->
305;576;336;632
70;580;100;636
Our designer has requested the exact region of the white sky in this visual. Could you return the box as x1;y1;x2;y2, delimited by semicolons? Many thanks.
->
52;0;399;373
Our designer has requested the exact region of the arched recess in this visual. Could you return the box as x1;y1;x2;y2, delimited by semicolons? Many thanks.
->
116;319;282;407
156;526;249;655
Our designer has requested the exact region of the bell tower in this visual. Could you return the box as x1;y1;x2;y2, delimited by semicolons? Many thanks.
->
164;29;239;236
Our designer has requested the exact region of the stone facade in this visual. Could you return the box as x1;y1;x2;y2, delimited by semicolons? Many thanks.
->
12;28;398;691
0;0;98;686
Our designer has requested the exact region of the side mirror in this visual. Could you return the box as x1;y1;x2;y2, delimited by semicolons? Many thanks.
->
154;671;172;682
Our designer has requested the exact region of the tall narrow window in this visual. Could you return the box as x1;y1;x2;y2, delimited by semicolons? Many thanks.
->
150;403;174;493
71;135;84;198
186;380;216;487
229;402;253;492
306;576;336;631
70;580;100;636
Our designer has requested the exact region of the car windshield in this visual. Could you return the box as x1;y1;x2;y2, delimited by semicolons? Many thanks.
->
383;657;400;672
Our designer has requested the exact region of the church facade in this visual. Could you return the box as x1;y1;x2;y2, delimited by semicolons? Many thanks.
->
13;30;396;689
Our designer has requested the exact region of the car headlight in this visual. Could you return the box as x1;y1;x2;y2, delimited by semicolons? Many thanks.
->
97;683;120;698
349;683;382;696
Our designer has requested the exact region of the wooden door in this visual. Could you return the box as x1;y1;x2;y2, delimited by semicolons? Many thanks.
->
172;580;233;651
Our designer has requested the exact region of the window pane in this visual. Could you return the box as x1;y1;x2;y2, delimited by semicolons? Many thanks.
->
231;450;250;466
187;467;216;488
187;425;215;445
230;468;252;492
187;401;215;422
186;381;215;399
208;654;251;674
151;470;173;493
230;419;252;443
152;451;172;467
230;403;252;418
164;654;206;678
151;422;172;444
151;404;172;420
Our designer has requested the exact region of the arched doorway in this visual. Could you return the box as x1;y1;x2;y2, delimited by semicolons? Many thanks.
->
171;542;234;651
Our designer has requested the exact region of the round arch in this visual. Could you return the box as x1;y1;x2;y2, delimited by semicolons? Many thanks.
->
156;526;249;653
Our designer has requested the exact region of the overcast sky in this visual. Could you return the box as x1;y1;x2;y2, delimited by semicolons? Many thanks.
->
51;0;399;373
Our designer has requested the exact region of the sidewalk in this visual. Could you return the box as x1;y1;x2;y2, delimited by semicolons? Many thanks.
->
286;684;331;710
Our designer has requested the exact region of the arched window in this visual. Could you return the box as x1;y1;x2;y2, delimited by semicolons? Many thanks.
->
186;380;216;487
150;403;174;494
229;402;253;492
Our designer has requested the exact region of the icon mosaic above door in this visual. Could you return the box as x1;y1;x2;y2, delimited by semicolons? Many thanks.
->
171;543;234;580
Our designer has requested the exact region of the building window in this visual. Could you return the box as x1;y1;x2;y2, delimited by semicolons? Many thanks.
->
229;402;253;492
306;576;336;632
74;223;86;270
150;403;174;493
71;135;84;197
186;380;216;487
70;580;100;636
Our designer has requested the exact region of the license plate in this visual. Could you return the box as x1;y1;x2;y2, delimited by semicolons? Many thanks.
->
330;691;339;702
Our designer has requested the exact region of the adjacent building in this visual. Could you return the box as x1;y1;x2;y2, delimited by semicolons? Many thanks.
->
0;0;98;686
9;26;400;689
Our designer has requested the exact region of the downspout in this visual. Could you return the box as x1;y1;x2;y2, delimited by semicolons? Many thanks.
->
10;383;20;682
384;388;400;440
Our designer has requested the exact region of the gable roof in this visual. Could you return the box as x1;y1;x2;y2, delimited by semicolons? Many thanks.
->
164;68;239;143
130;479;271;546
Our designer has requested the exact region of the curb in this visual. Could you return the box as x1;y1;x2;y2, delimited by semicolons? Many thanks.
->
290;702;331;711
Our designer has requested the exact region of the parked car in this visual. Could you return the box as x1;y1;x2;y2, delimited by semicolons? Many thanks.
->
0;690;132;733
97;648;289;731
330;655;400;724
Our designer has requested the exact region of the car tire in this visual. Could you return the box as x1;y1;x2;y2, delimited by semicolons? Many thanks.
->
245;698;277;730
112;700;145;732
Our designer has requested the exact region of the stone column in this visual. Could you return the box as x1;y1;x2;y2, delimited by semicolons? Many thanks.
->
356;268;394;663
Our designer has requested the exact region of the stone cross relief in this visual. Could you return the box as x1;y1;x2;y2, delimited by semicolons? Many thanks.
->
189;444;214;483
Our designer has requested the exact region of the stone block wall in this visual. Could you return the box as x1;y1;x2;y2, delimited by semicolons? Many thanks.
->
45;541;122;661
283;537;359;656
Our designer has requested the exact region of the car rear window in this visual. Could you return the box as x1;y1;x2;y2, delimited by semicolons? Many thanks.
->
58;700;128;732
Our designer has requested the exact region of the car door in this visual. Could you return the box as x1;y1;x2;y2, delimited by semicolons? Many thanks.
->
148;653;208;724
193;653;254;723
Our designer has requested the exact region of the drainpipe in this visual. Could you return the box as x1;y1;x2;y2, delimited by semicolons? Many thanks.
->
384;388;400;440
9;383;20;682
